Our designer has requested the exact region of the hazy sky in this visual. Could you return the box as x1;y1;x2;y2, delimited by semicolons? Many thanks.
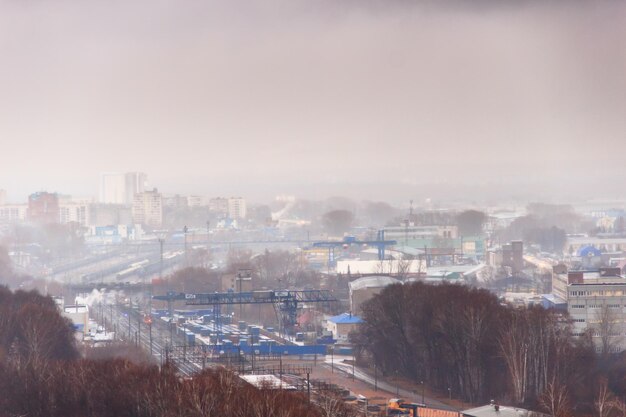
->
0;0;624;203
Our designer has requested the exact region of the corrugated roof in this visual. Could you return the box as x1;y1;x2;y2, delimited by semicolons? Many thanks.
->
463;404;540;417
328;312;363;324
348;275;401;291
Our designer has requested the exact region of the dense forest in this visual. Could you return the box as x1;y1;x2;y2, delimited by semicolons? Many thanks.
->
352;282;626;416
0;286;354;417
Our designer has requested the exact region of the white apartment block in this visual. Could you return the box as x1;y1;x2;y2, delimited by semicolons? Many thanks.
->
59;202;90;226
228;197;246;219
132;189;163;228
554;266;626;353
99;172;126;204
125;172;147;205
0;204;28;224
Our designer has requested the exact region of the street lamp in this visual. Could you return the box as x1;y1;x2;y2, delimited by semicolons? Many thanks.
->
395;370;400;396
448;387;452;401
421;381;425;405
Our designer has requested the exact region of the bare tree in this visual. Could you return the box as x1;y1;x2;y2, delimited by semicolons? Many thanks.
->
595;305;624;357
540;382;570;417
395;256;413;281
595;378;617;417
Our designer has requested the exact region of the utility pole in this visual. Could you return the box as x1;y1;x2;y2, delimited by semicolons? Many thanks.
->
137;310;141;346
183;225;188;266
159;237;164;279
128;299;132;341
307;372;311;404
374;365;378;391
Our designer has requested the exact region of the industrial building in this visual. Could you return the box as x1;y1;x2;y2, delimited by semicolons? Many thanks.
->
486;240;524;274
348;276;401;314
552;266;626;352
325;312;362;342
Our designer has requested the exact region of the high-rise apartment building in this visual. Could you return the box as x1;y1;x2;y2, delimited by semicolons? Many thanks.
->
132;189;163;228
209;197;247;219
99;173;126;204
228;197;247;219
209;197;229;217
100;172;149;205
59;202;90;226
0;204;28;224
125;172;147;205
28;192;60;224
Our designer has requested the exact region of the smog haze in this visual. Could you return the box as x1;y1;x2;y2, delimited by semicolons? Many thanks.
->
1;0;624;203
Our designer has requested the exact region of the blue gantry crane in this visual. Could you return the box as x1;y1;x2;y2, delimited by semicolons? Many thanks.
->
153;289;336;338
312;230;397;266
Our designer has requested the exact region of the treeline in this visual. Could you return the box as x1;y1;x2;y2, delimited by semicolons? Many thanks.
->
0;286;354;417
352;282;626;415
1;360;350;417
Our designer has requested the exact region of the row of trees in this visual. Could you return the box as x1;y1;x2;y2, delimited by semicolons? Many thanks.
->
0;286;355;417
352;282;626;415
1;359;356;417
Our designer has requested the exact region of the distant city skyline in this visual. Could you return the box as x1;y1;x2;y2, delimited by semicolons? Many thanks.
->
0;0;624;205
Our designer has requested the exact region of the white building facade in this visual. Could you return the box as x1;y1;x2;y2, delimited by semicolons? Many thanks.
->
554;266;626;352
99;172;126;204
132;189;163;228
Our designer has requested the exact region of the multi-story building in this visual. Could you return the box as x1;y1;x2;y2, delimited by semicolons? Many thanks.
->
163;194;189;209
0;204;28;224
125;172;147;205
228;197;247;219
501;240;524;274
132;189;163;228
383;225;458;240
553;266;626;352
88;204;132;227
208;196;247;219
99;172;126;204
28;192;60;224
486;240;524;274
187;195;204;207
59;203;90;226
209;197;229;217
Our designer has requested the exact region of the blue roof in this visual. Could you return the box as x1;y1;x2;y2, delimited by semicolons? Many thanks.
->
328;313;363;324
578;245;602;258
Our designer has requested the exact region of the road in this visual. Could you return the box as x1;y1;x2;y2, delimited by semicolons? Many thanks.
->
328;357;456;411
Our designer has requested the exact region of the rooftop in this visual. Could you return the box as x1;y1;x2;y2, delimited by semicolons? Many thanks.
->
348;275;401;291
463;404;543;417
328;312;363;324
240;374;296;390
